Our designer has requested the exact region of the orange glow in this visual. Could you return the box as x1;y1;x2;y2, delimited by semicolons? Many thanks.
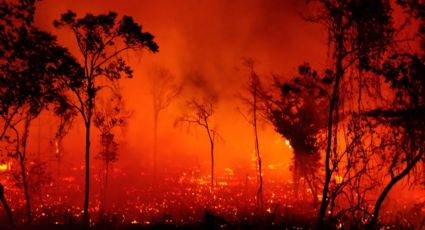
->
0;162;10;171
284;139;292;149
334;175;343;184
0;164;7;171
55;140;60;155
0;1;423;229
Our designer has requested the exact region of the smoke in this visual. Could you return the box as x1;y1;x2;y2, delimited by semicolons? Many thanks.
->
30;0;328;189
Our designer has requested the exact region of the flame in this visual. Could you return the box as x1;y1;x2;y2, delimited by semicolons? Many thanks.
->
284;140;292;149
55;140;60;155
335;175;343;184
0;161;10;171
0;164;7;171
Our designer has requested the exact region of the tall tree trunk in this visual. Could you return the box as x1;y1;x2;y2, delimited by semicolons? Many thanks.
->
317;42;344;229
83;80;93;226
206;126;214;191
56;141;62;201
20;117;32;224
19;154;31;224
210;139;214;191
253;78;263;211
83;120;91;225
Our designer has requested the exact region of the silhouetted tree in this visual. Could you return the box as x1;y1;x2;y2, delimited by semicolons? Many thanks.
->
265;63;330;203
54;10;158;225
177;98;218;191
238;58;265;211
366;39;425;228
0;1;83;224
94;87;129;212
305;1;394;227
148;65;182;178
0;183;13;226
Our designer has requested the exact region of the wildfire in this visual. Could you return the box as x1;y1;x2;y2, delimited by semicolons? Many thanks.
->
0;161;10;171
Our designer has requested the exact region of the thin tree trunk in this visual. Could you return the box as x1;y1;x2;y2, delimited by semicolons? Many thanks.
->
368;150;424;229
206;125;214;191
317;43;343;229
19;154;31;224
20;117;32;224
305;174;318;205
210;139;214;191
57;144;62;200
83;121;91;225
0;184;14;226
253;77;263;211
83;81;93;226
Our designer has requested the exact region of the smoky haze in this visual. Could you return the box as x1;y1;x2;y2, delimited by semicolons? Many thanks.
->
29;0;329;196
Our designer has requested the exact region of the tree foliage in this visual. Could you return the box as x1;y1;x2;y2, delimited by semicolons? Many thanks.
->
54;10;158;225
0;0;83;224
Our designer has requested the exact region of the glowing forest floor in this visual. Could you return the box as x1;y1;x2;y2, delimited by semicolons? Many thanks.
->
0;166;423;229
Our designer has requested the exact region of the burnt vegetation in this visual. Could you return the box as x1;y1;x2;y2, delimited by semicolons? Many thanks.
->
0;0;424;229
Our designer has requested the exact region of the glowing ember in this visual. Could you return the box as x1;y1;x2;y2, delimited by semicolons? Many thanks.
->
0;161;10;171
0;1;422;229
55;140;60;155
284;139;292;149
334;175;343;184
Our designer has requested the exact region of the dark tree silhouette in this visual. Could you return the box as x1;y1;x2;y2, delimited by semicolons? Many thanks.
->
366;48;425;228
265;63;330;203
177;98;218;191
54;11;158;225
304;1;394;227
238;58;265;211
0;1;83;224
0;183;13;226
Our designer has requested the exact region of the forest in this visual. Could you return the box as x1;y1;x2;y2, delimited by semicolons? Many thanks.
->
0;0;424;229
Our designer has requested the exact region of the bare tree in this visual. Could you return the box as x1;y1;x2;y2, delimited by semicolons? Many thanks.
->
148;65;182;178
177;98;218;191
238;58;265;211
